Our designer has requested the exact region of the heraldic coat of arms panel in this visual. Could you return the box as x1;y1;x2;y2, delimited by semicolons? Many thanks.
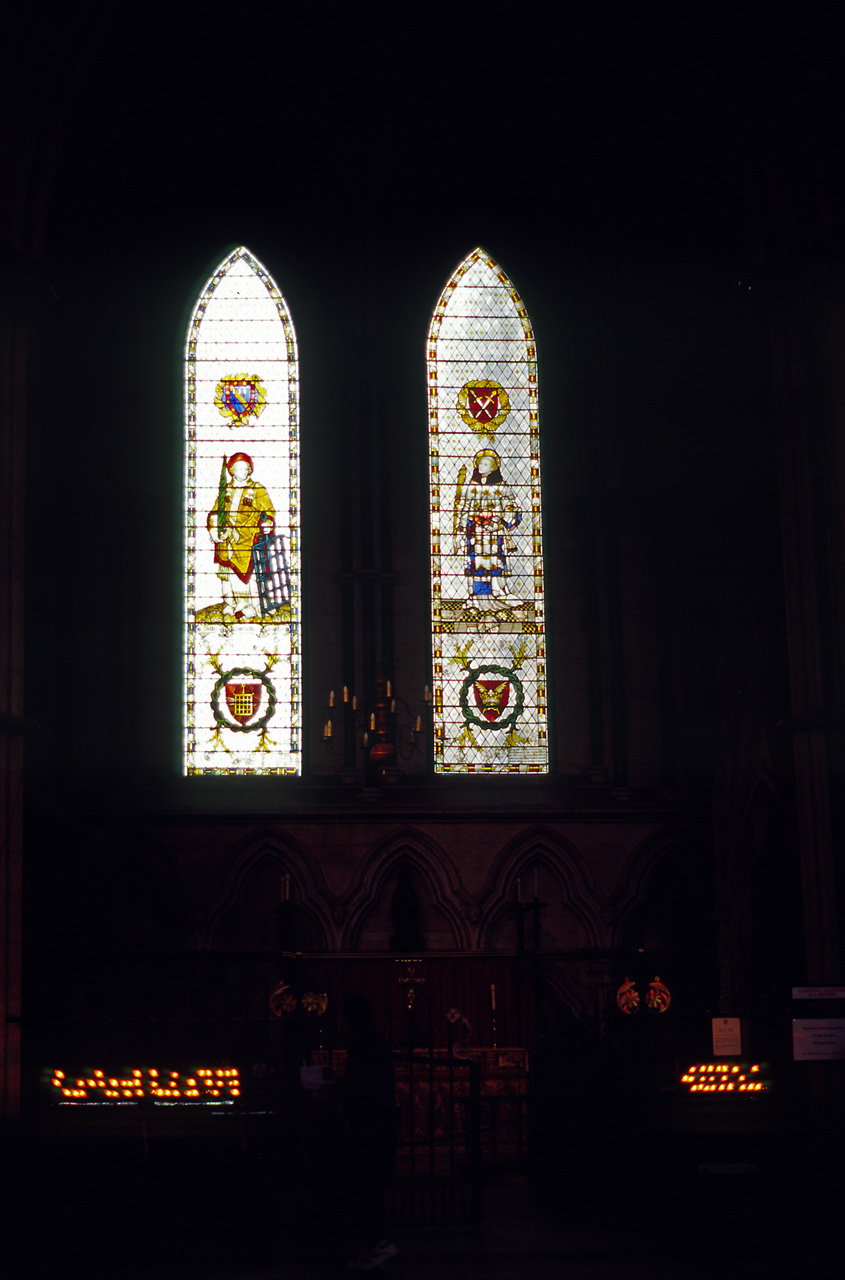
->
184;247;301;774
427;249;549;773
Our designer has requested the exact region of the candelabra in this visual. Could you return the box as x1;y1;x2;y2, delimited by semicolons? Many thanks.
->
320;663;431;783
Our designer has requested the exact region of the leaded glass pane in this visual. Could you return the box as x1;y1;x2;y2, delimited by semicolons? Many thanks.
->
428;249;548;773
184;248;301;775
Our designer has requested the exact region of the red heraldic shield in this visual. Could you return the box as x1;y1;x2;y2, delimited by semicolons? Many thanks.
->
473;678;510;722
467;387;499;423
225;681;263;725
222;379;259;419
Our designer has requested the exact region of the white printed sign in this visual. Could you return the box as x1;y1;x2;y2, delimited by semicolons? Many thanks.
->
712;1017;742;1056
792;1019;845;1061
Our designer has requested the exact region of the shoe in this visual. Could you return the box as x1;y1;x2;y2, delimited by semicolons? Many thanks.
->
369;1240;398;1266
347;1239;398;1271
346;1252;375;1272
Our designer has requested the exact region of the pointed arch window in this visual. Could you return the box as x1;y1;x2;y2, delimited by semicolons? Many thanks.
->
427;249;548;773
184;247;301;774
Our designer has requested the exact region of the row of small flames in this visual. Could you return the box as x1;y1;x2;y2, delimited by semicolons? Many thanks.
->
45;1060;769;1102
47;1067;241;1101
680;1063;768;1093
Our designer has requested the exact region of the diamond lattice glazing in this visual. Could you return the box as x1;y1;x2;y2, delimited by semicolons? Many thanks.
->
184;248;301;775
428;249;548;773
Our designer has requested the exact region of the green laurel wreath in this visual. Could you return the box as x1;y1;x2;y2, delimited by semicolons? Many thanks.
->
459;665;524;730
211;667;277;733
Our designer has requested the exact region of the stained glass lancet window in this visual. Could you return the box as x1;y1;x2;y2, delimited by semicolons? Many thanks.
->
184;247;300;774
427;248;548;773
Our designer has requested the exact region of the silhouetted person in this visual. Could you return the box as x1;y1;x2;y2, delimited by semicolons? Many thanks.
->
339;994;398;1271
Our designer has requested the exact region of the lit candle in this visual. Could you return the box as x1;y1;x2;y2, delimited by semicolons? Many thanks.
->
415;716;421;732
490;983;496;1011
326;719;332;738
352;695;357;710
370;712;375;730
363;731;368;745
343;685;349;702
329;690;335;707
386;680;392;697
424;685;431;702
391;699;396;713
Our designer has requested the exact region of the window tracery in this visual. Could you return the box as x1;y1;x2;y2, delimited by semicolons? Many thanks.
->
427;249;548;773
184;247;301;774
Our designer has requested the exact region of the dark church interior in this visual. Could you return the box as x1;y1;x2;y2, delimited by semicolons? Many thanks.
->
3;6;844;1276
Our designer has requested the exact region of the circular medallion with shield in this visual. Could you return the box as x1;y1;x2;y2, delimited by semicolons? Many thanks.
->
459;665;524;730
211;667;277;733
456;380;511;435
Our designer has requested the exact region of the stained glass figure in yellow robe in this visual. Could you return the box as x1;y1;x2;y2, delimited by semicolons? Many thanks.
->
455;448;522;601
206;452;275;622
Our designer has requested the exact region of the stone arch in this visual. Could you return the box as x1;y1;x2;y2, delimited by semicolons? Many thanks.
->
610;827;712;1033
542;963;592;1020
477;827;605;951
611;826;707;951
341;828;472;951
208;830;334;952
